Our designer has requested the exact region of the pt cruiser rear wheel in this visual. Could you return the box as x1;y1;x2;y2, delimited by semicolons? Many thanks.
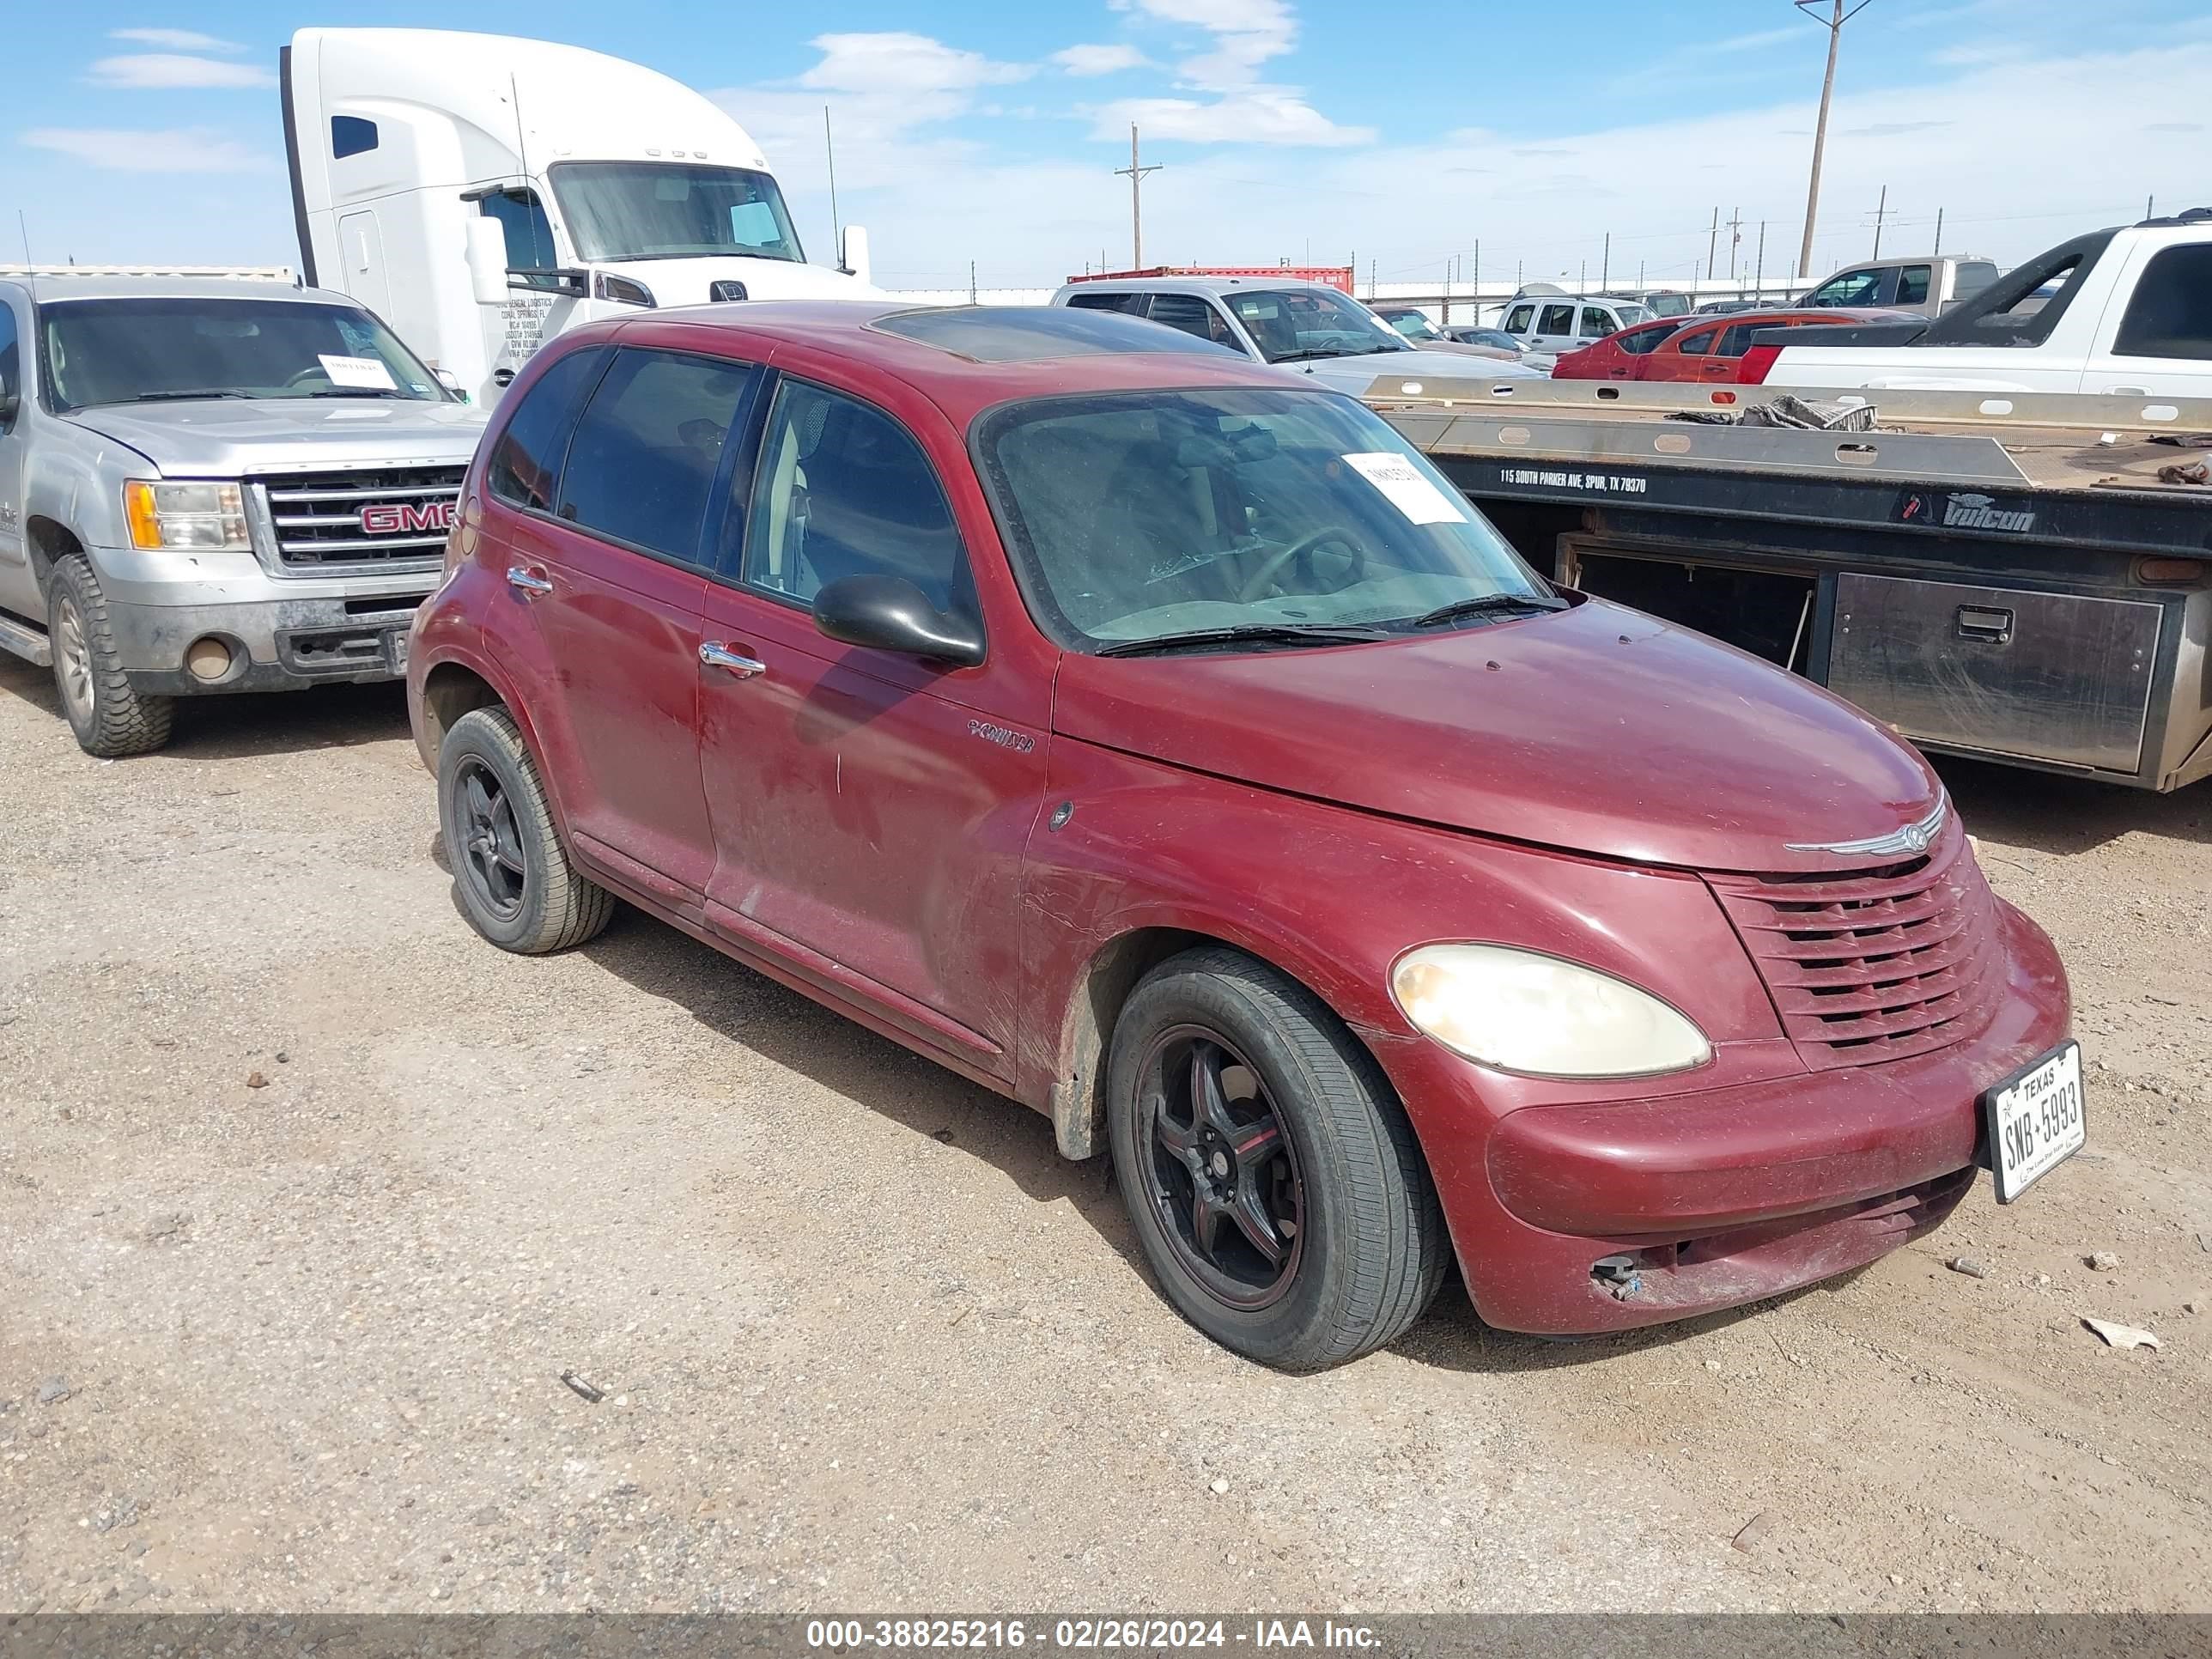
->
1107;946;1449;1370
437;707;615;955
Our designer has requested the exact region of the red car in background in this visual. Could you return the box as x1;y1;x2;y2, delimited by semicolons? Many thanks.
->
406;301;2075;1371
1554;308;1914;383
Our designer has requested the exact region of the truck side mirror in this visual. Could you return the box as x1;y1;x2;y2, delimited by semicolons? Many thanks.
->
465;217;512;307
839;225;872;287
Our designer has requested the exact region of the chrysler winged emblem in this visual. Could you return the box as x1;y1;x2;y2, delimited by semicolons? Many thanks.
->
1786;798;1947;859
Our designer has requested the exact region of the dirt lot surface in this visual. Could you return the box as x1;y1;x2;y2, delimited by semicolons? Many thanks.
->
1;657;2206;1616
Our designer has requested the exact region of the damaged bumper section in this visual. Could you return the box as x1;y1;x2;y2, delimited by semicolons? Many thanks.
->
105;586;433;696
1393;902;2071;1334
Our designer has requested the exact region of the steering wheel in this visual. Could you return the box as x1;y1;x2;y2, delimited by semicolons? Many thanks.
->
1236;525;1365;603
283;366;331;388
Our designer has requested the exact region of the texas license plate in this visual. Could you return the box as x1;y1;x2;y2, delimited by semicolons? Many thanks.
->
386;628;411;672
1982;1041;2084;1203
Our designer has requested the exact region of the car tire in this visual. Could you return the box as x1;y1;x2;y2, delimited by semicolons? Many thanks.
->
438;706;615;954
47;556;174;758
1106;945;1449;1371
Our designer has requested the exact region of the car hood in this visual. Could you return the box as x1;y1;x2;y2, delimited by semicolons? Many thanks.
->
1296;349;1546;396
586;256;884;307
64;398;489;476
1052;596;1942;875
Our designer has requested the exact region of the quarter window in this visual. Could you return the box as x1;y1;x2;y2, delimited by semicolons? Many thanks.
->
485;347;606;513
1065;291;1146;314
2112;246;2212;362
556;349;759;567
1674;329;1717;356
745;380;976;617
331;117;378;159
1615;325;1674;356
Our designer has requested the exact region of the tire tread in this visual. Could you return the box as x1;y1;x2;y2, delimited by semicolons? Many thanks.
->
444;706;614;954
50;557;173;757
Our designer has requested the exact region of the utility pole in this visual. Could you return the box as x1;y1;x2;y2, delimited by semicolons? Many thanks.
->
969;261;977;303
1706;207;1720;282
1754;220;1766;300
1726;207;1744;283
1601;232;1610;289
823;106;842;249
1794;0;1875;278
1471;239;1480;312
1869;185;1891;258
1932;207;1943;257
1114;125;1162;270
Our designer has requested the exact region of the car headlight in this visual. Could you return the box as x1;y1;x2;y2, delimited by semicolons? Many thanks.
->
124;481;250;551
1390;943;1711;1078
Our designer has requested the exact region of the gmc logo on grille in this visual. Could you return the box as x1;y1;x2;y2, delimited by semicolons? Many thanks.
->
359;501;456;535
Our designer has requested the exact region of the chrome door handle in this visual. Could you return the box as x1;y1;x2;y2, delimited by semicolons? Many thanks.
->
699;641;767;678
506;566;554;596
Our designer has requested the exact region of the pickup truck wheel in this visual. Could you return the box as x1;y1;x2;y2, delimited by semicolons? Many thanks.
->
1106;946;1449;1371
438;706;614;954
47;556;173;757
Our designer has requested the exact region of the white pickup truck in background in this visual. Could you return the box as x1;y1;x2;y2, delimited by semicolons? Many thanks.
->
1762;209;2212;397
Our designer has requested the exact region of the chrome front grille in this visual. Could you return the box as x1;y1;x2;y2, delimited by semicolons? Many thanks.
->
251;465;466;569
1706;817;2007;1070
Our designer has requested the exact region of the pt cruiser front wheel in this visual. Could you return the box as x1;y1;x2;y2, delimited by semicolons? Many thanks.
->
1107;946;1449;1370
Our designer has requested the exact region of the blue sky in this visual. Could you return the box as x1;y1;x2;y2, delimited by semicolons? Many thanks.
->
6;0;2211;292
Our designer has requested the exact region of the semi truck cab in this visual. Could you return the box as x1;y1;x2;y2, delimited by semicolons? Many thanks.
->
283;27;880;408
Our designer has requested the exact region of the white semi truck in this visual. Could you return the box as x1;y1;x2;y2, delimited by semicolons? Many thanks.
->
282;27;880;407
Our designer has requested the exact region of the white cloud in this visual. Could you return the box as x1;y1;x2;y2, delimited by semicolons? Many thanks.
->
1054;43;1152;76
798;33;1030;96
87;53;273;88
1090;88;1373;146
107;27;242;52
22;126;268;173
1126;0;1297;87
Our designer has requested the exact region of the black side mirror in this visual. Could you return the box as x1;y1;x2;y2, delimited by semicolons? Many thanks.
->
812;574;984;667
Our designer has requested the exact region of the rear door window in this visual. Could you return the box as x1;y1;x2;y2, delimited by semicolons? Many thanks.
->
1143;293;1243;350
1538;303;1576;337
2112;246;2212;361
556;348;762;568
1064;290;1146;314
486;347;607;513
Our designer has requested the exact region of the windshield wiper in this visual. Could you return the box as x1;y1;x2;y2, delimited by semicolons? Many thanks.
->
1270;348;1358;364
1095;623;1393;658
127;389;252;402
1407;592;1567;629
302;387;412;399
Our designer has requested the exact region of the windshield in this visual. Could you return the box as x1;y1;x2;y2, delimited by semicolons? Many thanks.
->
975;388;1550;651
1226;288;1410;362
1382;310;1443;342
550;162;805;264
1645;294;1691;317
40;298;445;412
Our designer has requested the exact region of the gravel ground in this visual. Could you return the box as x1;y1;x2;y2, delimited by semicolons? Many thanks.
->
0;658;2205;1615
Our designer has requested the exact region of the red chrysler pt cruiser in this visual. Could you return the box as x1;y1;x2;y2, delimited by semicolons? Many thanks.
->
407;302;2078;1371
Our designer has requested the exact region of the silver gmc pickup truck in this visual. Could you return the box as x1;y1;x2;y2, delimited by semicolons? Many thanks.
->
0;272;487;755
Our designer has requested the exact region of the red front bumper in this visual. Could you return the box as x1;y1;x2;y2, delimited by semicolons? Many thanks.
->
1377;900;2070;1334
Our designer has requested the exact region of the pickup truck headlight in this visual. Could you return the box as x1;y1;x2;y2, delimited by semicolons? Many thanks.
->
124;482;250;551
1390;943;1711;1078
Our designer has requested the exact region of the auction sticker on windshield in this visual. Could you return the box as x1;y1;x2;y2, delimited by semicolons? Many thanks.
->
1342;452;1470;525
319;354;397;391
1982;1040;2084;1202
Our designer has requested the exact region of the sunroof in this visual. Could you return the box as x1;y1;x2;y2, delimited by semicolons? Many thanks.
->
868;305;1240;362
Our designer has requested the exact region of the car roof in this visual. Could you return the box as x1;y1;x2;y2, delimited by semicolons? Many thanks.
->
1055;275;1347;300
0;274;343;305
574;301;1316;428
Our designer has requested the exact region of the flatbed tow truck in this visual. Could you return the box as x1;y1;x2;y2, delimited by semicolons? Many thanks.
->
1370;376;2212;791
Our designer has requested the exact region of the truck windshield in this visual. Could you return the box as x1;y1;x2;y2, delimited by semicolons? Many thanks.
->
1225;289;1411;363
550;162;805;264
39;298;446;412
975;387;1552;651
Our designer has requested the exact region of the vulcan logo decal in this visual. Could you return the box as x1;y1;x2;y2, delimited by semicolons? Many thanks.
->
968;718;1036;754
1786;798;1948;860
359;500;457;535
1897;490;2037;535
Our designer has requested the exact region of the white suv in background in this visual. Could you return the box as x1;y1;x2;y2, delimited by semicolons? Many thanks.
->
1051;276;1541;393
1498;295;1654;357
